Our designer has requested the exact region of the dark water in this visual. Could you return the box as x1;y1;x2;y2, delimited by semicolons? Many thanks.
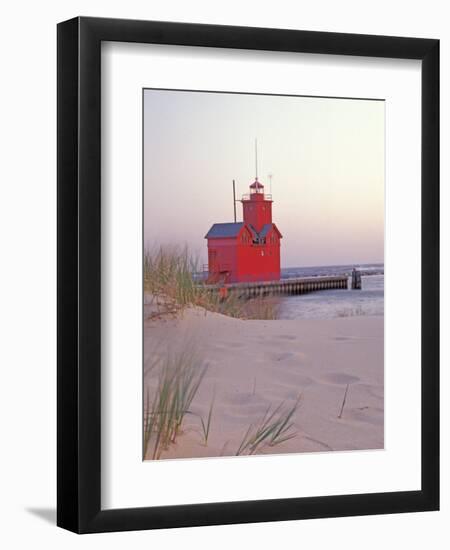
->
278;263;384;320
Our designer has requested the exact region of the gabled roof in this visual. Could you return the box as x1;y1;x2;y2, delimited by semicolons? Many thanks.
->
272;223;283;238
247;224;259;240
259;223;283;239
205;222;282;240
259;224;272;238
205;222;244;239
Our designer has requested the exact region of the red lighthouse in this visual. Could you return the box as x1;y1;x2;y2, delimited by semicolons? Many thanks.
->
205;177;282;283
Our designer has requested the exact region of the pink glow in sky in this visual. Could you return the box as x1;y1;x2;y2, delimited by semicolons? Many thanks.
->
144;89;384;267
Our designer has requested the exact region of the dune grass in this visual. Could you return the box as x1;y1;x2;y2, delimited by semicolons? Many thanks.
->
235;395;302;456
144;246;202;307
199;391;215;446
144;246;278;320
144;346;208;460
144;340;302;459
206;290;279;320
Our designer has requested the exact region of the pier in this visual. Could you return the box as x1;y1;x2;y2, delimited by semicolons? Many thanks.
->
351;268;362;290
202;275;349;299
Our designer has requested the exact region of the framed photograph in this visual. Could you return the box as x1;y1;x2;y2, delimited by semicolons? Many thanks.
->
57;17;439;533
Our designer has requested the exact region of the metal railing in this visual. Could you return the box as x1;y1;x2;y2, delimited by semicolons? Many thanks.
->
241;194;272;201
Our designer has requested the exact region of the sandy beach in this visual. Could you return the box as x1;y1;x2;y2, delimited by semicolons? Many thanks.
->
143;296;384;460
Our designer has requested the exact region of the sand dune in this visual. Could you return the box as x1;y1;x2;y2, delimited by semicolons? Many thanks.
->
143;298;384;460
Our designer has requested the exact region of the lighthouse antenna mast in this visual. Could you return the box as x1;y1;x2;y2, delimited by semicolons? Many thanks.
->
232;179;237;223
255;138;258;180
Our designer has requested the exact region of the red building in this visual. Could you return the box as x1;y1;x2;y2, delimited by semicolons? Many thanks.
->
205;178;282;283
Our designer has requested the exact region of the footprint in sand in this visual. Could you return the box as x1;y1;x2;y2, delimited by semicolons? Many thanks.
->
211;341;245;351
319;372;360;385
346;408;384;426
357;383;384;401
226;391;269;407
225;341;246;348
266;351;302;362
272;373;315;389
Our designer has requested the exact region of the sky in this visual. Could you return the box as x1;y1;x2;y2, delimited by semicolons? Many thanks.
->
143;89;384;268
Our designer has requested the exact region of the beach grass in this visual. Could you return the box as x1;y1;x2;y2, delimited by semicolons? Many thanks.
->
200;391;215;446
144;246;278;320
236;395;301;455
144;246;201;307
144;346;208;460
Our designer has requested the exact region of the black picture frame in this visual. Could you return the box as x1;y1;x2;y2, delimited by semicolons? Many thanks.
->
57;16;439;533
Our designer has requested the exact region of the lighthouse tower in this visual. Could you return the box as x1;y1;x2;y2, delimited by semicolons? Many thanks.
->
205;142;282;283
241;177;273;232
205;173;282;283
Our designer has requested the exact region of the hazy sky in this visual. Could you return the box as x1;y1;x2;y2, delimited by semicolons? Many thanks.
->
144;89;384;267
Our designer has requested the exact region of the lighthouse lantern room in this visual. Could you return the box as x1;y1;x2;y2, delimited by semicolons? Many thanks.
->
205;176;282;284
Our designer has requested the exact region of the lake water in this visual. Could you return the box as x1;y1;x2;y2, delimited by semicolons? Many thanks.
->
278;264;384;320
